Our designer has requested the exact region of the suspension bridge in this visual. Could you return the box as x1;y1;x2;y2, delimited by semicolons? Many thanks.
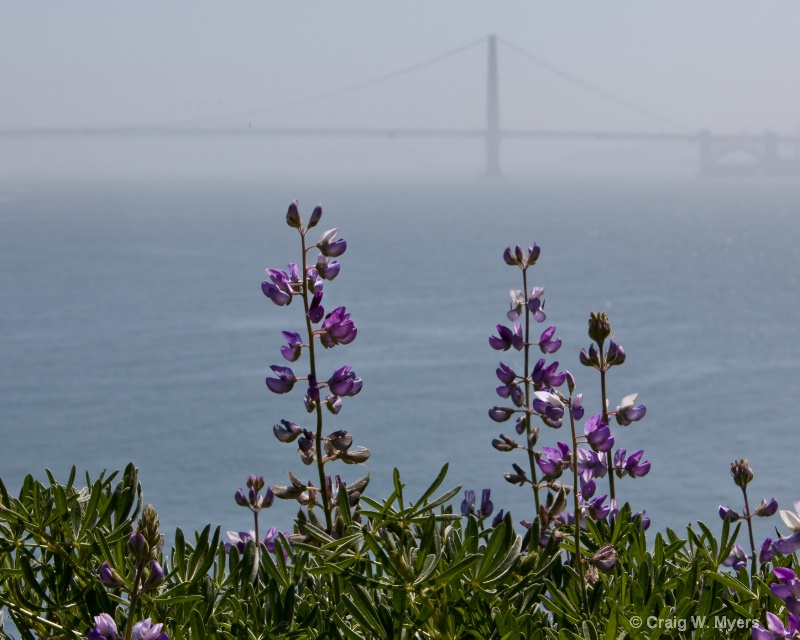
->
3;35;799;177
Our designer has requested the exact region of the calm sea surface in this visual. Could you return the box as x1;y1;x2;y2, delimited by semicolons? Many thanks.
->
1;176;799;545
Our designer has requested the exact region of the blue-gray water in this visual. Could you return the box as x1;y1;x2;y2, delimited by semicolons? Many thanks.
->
2;176;799;547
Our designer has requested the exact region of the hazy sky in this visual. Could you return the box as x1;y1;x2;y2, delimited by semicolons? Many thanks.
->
3;3;799;178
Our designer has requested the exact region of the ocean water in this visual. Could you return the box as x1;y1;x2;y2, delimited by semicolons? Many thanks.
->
1;175;799;548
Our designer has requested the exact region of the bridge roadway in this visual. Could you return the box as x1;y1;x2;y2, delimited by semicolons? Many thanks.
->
2;126;799;175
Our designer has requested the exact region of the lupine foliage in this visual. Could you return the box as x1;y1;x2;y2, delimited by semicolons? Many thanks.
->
0;203;798;639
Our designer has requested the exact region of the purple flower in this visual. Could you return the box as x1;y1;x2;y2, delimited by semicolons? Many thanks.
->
308;203;322;229
325;394;342;414
98;561;124;589
128;532;149;562
771;567;800;615
460;489;476;516
580;477;596;500
531;359;566;389
752;612;800;640
722;544;748;571
579;343;600;368
495;362;517;385
327;365;362;397
527;287;546;322
88;614;122;640
489;407;514;423
774;502;800;555
489;323;524;351
304;375;320;412
584;414;615;453
718;504;742;522
265;365;297;394
286;200;302;228
491;509;505;527
587;494;611;520
131;619;168;640
262;268;294;306
225;530;255;554
537;326;561;354
570;393;585;421
308;287;324;324
532;390;564;428
461;488;494;518
614;393;646;426
591;545;616;572
760;538;775;564
614;449;650;478
577;449;608;480
755;497;779;518
273;419;302;443
537;442;571;477
280;331;303;362
316;255;340;280
317;228;347;257
142;561;164;591
320;306;357;347
606;340;626;366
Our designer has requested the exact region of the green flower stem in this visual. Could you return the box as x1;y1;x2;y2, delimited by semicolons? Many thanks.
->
741;487;757;580
522;268;541;532
123;566;143;640
300;230;333;533
569;403;588;611
599;359;616;502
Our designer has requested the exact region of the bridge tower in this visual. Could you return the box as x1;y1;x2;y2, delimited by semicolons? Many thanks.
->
486;34;501;178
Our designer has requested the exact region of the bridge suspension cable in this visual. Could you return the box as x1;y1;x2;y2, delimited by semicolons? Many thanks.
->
498;37;692;133
175;36;487;127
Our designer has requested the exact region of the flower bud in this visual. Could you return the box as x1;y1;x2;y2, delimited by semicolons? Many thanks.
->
234;488;248;507
502;246;518;266
491;434;517;452
731;459;753;489
587;312;612;345
142;560;165;591
286;200;302;228
98;561;125;589
755;497;778;517
606;340;626;366
308;203;322;229
128;531;149;563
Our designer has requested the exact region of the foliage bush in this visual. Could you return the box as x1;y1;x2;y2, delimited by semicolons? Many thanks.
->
1;202;798;639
